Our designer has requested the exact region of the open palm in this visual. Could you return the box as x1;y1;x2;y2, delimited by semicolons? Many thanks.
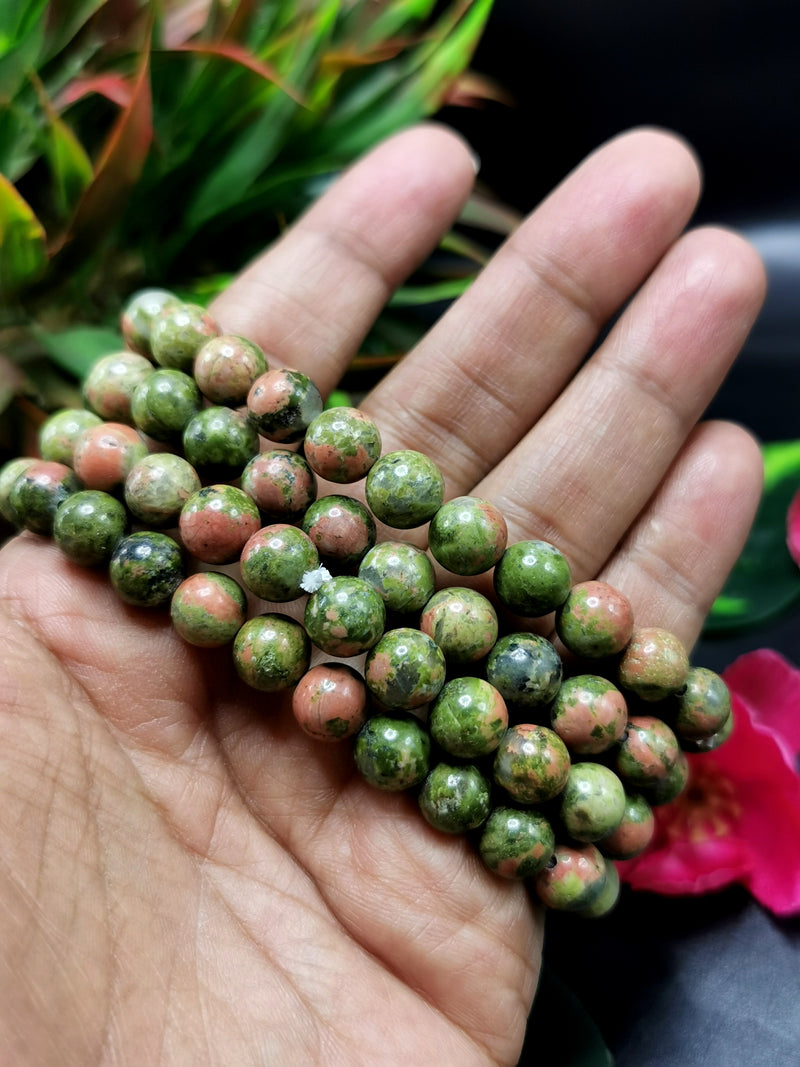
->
0;125;764;1065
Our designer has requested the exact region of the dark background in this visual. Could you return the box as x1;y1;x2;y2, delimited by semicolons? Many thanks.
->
440;3;800;1063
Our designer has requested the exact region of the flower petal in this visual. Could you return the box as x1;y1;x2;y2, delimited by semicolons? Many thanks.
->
723;649;800;762
788;487;800;567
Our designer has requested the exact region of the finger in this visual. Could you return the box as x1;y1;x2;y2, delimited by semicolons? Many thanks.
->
361;127;703;490
209;124;476;396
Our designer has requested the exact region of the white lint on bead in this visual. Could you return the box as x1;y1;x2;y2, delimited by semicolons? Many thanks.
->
300;566;333;593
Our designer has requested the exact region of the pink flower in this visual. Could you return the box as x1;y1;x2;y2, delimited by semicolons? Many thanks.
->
788;488;800;568
617;649;800;915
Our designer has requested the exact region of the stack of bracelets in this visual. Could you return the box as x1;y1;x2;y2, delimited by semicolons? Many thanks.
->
0;288;733;919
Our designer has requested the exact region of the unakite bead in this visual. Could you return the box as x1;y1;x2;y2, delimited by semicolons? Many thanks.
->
232;613;310;692
109;531;185;607
493;724;571;804
534;843;607;912
124;453;201;526
9;460;81;535
0;457;36;526
120;288;179;357
418;763;491;834
419;586;498;663
644;748;689;806
549;675;628;755
301;494;376;567
73;422;148;491
364;627;446;711
618;627;690;702
680;709;734;753
247;368;323;443
493;539;572;617
130;368;202;442
559;763;627;842
478;807;555;879
599;793;655;859
303;407;382;483
485;632;562;708
304;576;386;657
615;715;680;787
576;858;620;918
428;496;507;575
150;302;219;372
182;406;260;480
291;663;367;741
357;541;435;614
555;580;635;659
82;351;154;423
194;335;268;405
170;571;248;647
240;524;319;602
364;450;444;529
241;450;317;523
38;408;102;466
354;715;430;791
429;677;508;759
179;484;261;564
672;666;732;741
53;490;129;565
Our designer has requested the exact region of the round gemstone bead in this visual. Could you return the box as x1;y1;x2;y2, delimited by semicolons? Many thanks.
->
120;287;179;357
240;523;319;602
301;494;376;567
615;714;681;787
493;724;571;804
354;715;431;791
38;408;102;466
418;763;491;834
247;367;323;443
419;586;498;663
576;857;620;918
485;632;562;708
109;531;185;607
493;539;572;617
364;627;446;711
9;459;81;535
644;748;690;806
240;450;317;524
534;843;607;912
549;674;628;755
170;571;248;647
291;663;368;741
179;484;262;564
53;490;129;565
555;579;635;659
599;793;655;859
364;449;444;529
124;453;201;526
357;541;435;615
0;457;36;526
429;676;508;759
194;334;268;405
478;807;555;879
672;666;732;741
182;406;260;480
232;613;310;692
680;709;734;753
303;407;382;483
130;368;202;442
82;351;154;423
150;302;219;372
618;627;690;702
73;422;148;491
559;763;627;842
304;576;386;657
428;496;507;575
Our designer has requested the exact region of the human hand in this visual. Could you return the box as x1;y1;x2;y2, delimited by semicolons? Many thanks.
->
0;125;765;1065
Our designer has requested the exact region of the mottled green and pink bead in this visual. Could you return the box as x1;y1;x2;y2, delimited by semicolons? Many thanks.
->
418;763;492;834
194;335;268;405
38;408;102;466
120;288;179;357
357;541;435;615
179;484;261;564
0;457;36;526
9;460;81;535
291;663;368;741
247;368;323;443
419;587;498;663
109;531;185;607
233;613;310;692
493;539;572;617
599;792;655;859
73;423;148;491
550;675;628;755
672;666;732;741
479;807;555;879
82;351;154;423
365;450;444;529
493;724;571;804
486;632;562;708
241;449;317;523
124;453;201;526
618;627;690;702
130;368;202;442
534;843;607;912
556;579;635;659
559;763;627;842
301;494;376;567
354;715;431;791
170;571;248;647
615;714;681;787
151;302;220;372
364;627;446;711
429;677;508;759
53;490;128;565
240;524;319;602
182;407;260;480
304;576;386;657
303;407;381;483
428;496;507;575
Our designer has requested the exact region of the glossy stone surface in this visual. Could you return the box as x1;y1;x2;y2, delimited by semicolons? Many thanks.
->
150;302;219;372
240;523;319;602
38;408;102;466
485;632;562;708
247;368;323;443
53;490;128;565
82;351;154;423
478;806;555;879
419;586;498;663
304;576;386;657
550;674;628;755
109;531;185;607
241;450;317;523
179;484;261;564
365;449;444;529
182;406;260;480
680;709;734;753
418;763;491;834
357;541;435;614
644;747;690;806
354;715;431;791
615;714;681;787
560;763;627;842
493;539;572;617
364;627;446;711
493;724;571;804
300;494;376;567
429;676;508;759
428;496;508;575
120;288;179;357
9;460;81;535
618;627;690;701
303;407;382;483
576;857;620;918
0;457;37;526
233;613;310;692
73;422;148;491
291;663;368;741
170;571;247;647
130;368;202;442
672;666;732;740
555;579;635;659
599;793;655;859
534;843;607;912
194;334;268;405
124;453;201;526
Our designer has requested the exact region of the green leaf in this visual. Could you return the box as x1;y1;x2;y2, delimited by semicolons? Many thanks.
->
388;276;474;306
31;325;126;380
0;0;47;98
0;175;47;297
705;441;800;634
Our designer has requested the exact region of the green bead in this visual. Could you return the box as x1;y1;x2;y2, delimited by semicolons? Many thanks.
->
534;843;607;912
82;351;154;423
232;613;310;692
38;409;102;466
599;793;655;859
486;632;562;708
493;539;572;617
194;335;268;405
241;449;317;524
182;406;260;479
170;572;248;647
365;450;444;529
357;541;435;614
109;531;185;607
240;524;319;602
479;806;555;879
9;460;81;535
555;579;634;658
672;666;732;741
549;674;628;755
419;586;498;663
0;457;36;526
304;576;386;657
301;494;376;567
559;763;627;842
124;453;201;526
303;407;382;483
53;490;129;565
354;715;430;791
576;858;621;918
428;496;507;575
680;709;734;753
150;302;219;372
429;676;508;759
493;724;571;804
364;627;446;711
131;368;202;441
418;763;491;834
644;748;690;806
247;368;323;443
615;714;681;788
617;627;690;702
120;288;180;357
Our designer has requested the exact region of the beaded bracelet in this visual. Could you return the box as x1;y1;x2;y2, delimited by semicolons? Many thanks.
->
0;288;733;919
